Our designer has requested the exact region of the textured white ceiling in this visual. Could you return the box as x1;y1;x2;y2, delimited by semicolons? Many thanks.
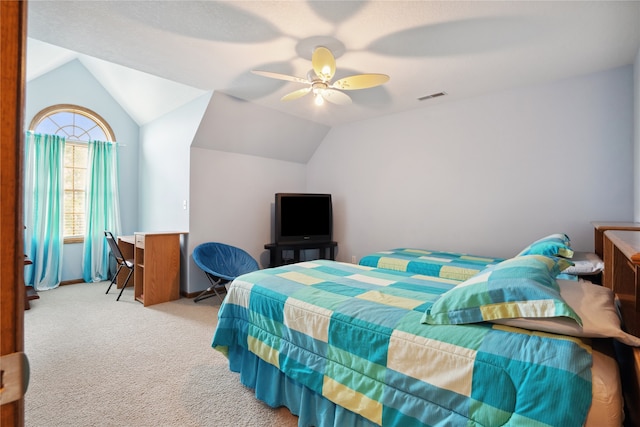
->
26;1;640;127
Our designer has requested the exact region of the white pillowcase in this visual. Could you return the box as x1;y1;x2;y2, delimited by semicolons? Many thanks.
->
493;279;640;347
563;251;604;275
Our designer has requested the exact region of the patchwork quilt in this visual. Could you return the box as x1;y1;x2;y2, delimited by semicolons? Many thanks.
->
212;260;592;427
359;248;505;281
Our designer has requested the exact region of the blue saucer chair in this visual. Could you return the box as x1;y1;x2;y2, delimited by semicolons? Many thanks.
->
192;242;259;303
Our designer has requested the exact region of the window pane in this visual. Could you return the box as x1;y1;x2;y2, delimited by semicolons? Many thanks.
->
72;191;85;211
64;145;74;167
53;111;74;125
64;168;74;188
73;114;95;132
87;127;108;142
64;145;87;238
37;118;58;135
58;124;75;140
74;172;86;192
64;191;73;208
63;212;74;236
61;124;87;141
73;145;88;168
72;214;85;236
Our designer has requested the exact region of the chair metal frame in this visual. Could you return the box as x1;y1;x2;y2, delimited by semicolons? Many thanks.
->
104;231;134;301
194;272;231;303
192;242;259;303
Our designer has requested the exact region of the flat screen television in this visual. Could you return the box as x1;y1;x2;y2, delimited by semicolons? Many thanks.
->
275;193;333;244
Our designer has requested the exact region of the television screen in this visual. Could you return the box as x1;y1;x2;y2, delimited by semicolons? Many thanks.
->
275;193;332;244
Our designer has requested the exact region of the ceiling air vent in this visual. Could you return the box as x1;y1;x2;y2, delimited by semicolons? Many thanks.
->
418;92;447;101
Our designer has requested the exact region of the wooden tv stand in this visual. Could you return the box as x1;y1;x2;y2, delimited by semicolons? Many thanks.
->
264;241;337;267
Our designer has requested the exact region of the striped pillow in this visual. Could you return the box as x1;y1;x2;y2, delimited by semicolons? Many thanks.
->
516;233;574;258
422;255;581;326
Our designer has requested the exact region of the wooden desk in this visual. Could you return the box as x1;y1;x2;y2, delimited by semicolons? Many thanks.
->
118;232;184;307
598;229;640;426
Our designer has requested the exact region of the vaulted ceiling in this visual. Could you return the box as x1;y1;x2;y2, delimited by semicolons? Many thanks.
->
27;1;640;129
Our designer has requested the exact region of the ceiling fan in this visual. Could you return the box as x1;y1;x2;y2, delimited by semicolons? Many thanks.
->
252;46;390;106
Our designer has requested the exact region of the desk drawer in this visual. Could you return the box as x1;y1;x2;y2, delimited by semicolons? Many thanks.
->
135;234;145;249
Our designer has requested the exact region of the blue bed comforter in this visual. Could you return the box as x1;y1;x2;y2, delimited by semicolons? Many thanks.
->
212;260;592;427
359;248;505;281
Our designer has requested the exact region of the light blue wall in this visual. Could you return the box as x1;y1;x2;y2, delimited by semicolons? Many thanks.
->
185;92;309;294
187;148;306;294
137;92;211;292
307;66;634;262
138;93;211;232
25;59;139;282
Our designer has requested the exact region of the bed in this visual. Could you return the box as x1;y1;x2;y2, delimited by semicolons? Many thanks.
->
211;240;640;426
357;248;505;281
357;234;602;282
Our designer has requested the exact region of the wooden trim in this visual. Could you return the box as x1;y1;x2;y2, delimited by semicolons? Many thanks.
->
59;279;85;286
0;1;26;425
181;290;207;299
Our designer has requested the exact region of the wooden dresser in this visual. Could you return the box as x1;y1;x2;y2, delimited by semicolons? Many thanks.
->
601;230;640;334
593;222;640;426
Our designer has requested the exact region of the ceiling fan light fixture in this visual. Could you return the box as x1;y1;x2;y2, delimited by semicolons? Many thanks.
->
252;46;389;107
320;65;332;80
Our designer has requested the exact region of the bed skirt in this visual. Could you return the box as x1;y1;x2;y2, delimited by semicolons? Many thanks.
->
227;344;378;427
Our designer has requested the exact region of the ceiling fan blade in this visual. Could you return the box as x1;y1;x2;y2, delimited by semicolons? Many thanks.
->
311;46;336;82
281;87;311;101
319;89;352;105
332;73;390;90
252;70;308;85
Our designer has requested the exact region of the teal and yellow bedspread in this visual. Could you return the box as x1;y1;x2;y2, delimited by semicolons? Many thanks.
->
212;260;592;427
359;248;505;281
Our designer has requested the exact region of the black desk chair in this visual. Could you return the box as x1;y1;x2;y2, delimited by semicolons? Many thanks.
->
193;242;259;303
104;231;134;301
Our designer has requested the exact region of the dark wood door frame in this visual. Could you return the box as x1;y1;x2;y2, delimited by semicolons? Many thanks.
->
1;1;27;425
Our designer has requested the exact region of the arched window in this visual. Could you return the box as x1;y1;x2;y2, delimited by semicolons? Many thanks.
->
29;105;116;242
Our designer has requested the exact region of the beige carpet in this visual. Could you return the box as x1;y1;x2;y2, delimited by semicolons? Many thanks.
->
24;282;299;426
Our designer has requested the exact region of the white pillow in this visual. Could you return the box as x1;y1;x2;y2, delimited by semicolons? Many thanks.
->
562;251;604;275
493;279;640;347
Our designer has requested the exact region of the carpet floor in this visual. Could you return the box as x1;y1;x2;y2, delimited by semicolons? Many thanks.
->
24;282;299;426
